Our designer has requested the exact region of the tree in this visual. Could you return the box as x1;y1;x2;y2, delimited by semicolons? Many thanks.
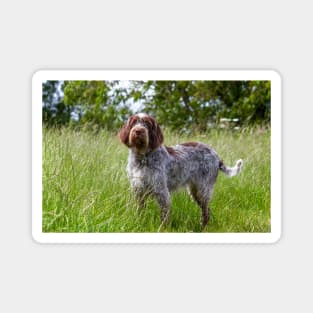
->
63;81;132;131
42;81;72;126
132;80;270;131
42;79;271;131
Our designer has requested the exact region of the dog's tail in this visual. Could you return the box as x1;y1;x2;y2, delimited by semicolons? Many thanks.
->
219;159;243;177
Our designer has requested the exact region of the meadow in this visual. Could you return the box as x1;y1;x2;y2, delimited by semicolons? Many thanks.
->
42;127;270;233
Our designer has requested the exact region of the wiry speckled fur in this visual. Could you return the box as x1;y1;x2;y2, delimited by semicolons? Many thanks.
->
119;114;243;227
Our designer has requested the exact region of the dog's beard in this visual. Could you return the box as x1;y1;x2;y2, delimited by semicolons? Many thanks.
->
131;136;148;148
129;128;149;152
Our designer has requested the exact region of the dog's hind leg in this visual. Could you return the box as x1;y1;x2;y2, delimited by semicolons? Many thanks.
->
188;183;214;228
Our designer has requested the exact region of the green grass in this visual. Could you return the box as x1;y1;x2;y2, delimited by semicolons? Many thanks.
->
43;127;270;233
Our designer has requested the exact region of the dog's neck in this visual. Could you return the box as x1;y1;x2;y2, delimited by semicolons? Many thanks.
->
130;145;164;166
129;147;149;164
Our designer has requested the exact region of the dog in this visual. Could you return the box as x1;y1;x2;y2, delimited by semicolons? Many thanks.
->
119;113;243;227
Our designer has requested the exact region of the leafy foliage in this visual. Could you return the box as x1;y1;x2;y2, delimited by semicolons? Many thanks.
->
42;80;270;131
42;81;72;126
63;81;131;131
137;80;270;131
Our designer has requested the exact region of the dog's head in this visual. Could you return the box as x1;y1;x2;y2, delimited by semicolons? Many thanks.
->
119;113;164;153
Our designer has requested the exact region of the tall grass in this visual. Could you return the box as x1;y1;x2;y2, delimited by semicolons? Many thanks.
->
43;127;270;233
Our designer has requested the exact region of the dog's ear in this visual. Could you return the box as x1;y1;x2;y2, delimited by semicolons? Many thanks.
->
118;125;129;146
118;117;134;146
147;117;164;150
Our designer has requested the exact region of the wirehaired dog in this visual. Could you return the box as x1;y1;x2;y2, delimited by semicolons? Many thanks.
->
119;113;243;227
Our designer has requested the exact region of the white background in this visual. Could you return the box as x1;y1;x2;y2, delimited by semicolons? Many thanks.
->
0;0;312;312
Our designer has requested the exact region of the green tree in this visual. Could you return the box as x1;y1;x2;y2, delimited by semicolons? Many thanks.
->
42;81;72;126
42;79;270;132
63;81;131;131
131;80;270;131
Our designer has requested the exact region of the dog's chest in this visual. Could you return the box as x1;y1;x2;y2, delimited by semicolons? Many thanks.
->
127;153;148;178
127;163;154;190
126;149;168;190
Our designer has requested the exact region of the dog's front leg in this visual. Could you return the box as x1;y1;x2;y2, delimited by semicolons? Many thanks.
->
132;185;150;211
155;190;171;224
135;192;146;209
130;174;152;210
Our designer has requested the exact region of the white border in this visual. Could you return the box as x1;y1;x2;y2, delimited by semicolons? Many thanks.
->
32;70;281;244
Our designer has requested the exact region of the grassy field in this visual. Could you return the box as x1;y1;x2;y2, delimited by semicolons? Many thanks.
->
42;127;270;233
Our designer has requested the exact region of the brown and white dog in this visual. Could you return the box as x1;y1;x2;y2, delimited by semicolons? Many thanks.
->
119;113;243;227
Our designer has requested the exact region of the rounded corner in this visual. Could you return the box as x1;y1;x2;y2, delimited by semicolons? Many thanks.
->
31;230;44;244
32;70;46;84
269;231;282;244
269;69;282;83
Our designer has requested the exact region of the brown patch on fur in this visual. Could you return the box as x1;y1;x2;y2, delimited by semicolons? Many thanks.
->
118;124;130;146
180;142;199;147
145;117;163;150
165;146;177;156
